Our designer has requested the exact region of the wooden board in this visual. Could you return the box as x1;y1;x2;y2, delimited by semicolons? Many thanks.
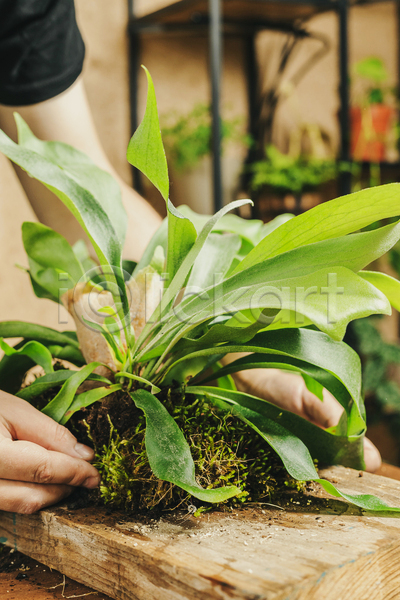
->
1;466;400;600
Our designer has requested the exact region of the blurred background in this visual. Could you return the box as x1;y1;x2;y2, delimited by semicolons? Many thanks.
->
1;0;400;466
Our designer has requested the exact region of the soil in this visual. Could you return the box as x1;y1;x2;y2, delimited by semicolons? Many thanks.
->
0;546;112;600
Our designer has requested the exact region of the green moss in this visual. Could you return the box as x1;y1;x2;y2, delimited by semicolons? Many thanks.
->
87;389;304;513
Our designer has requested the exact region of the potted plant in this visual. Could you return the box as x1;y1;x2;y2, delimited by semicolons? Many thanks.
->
249;125;338;215
350;56;396;162
1;69;400;514
161;103;250;214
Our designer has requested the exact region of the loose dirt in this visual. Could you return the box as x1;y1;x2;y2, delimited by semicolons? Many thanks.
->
0;547;112;600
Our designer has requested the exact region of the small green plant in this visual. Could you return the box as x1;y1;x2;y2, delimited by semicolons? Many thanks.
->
161;103;250;171
249;144;337;194
353;56;392;106
2;68;400;513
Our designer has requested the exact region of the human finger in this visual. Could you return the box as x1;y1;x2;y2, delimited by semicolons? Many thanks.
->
234;368;344;428
0;437;100;488
301;386;344;429
0;391;94;461
0;479;73;514
363;437;382;473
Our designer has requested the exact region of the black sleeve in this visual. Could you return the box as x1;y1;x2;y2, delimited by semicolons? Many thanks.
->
0;0;85;106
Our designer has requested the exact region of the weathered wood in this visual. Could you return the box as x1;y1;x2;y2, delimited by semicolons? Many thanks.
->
1;466;400;600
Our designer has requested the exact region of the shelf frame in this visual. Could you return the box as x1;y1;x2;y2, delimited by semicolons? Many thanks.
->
128;0;355;211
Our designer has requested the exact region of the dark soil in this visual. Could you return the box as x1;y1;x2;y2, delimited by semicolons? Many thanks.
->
0;545;111;599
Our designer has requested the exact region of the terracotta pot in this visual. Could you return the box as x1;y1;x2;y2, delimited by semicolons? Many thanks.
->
350;104;393;162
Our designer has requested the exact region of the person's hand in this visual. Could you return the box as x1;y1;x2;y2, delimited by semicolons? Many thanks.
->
231;367;382;473
0;391;100;514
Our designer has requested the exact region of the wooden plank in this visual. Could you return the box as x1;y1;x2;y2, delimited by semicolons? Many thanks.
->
1;466;400;600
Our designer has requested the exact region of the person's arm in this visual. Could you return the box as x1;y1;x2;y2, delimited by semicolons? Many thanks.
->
0;391;100;513
0;77;162;262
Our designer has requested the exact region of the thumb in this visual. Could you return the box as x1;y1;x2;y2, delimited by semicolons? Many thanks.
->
0;392;94;461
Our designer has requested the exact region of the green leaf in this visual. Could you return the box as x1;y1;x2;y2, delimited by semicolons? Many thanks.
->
27;268;59;303
22;222;84;284
142;258;391;374
211;363;237;391
17;371;111;402
16;115;127;246
235;184;400;272
0;120;123;281
135;198;253;351
138;343;169;363
230;402;400;512
166;201;197;286
301;373;324;401
157;219;400;343
160;199;252;314
187;233;241;291
162;355;210;386
234;220;400;283
0;352;35;394
178;205;265;245
0;322;79;347
196;353;349;410
126;67;169;201
177;206;293;248
122;260;138;279
60;384;121;425
168;266;390;343
28;258;68;303
179;220;400;319
187;387;400;512
317;479;400;513
233;403;319;480
176;328;365;435
197;329;365;435
115;372;160;394
47;344;85;366
0;339;53;374
0;331;82;394
151;219;400;356
173;319;266;355
241;327;363;406
354;56;388;83
42;362;103;423
359;270;400;311
131;389;241;503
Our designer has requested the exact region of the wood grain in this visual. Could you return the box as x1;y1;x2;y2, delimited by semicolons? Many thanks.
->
1;466;400;600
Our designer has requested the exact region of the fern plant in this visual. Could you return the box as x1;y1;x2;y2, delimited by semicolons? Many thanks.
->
1;69;400;511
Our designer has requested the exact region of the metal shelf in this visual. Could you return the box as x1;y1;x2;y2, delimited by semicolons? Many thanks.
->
128;0;391;211
133;0;337;27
